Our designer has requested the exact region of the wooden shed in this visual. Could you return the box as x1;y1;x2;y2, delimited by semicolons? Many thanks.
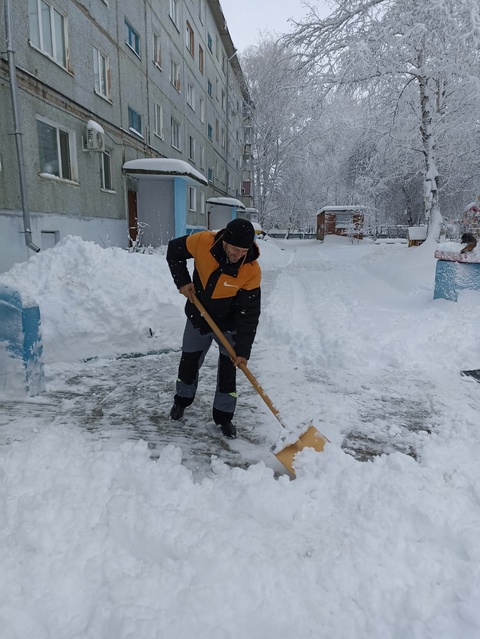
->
316;206;364;241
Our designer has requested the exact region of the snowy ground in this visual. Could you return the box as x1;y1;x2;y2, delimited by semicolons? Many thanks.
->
1;235;480;638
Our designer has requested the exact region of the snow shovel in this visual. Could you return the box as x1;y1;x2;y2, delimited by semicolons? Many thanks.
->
192;295;328;475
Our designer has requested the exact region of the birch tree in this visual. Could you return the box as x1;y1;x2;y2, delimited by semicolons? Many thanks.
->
285;0;480;240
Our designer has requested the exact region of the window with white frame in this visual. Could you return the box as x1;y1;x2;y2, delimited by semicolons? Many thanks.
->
28;0;67;68
170;59;181;92
101;150;114;191
36;116;76;181
128;106;142;135
207;79;212;97
221;89;226;111
199;97;205;123
154;102;164;139
93;46;110;100
186;82;195;110
188;186;196;211
169;0;180;28
207;123;212;140
199;144;205;169
153;32;162;67
198;45;204;74
207;167;213;183
199;190;205;215
125;20;140;56
188;135;195;162
171;117;181;150
221;126;225;148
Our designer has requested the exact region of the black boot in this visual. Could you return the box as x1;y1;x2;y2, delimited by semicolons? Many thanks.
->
170;403;185;420
219;421;237;439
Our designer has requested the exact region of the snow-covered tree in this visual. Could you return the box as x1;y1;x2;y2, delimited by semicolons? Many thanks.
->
241;39;322;227
285;0;480;240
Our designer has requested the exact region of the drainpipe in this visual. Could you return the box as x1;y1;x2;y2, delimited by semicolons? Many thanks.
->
4;0;41;253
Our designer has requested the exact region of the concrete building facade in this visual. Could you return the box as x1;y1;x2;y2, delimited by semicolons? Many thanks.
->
0;0;253;273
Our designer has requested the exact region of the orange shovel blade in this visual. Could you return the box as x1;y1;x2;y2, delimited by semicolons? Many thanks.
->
274;425;328;476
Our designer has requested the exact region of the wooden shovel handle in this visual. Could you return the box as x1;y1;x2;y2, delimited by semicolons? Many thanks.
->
191;294;284;424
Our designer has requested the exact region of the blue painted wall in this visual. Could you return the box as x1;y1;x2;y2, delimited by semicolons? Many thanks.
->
0;285;45;396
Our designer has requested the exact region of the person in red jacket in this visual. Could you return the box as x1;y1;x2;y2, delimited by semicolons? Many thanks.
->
166;218;261;438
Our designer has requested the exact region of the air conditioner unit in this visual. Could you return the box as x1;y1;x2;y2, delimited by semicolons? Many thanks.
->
86;120;105;152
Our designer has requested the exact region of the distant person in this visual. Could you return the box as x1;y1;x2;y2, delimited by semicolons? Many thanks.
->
166;219;261;438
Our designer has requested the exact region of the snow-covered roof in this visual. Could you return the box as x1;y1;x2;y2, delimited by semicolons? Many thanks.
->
317;205;364;213
122;159;207;185
206;197;246;209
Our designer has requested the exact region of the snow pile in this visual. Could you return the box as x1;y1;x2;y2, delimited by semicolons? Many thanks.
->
1;235;480;638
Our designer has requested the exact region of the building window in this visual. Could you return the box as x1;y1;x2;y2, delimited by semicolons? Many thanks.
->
215;36;219;59
221;89;226;111
198;45;204;74
128;107;142;135
207;123;213;140
101;150;114;191
208;167;213;183
199;97;205;123
28;0;67;68
169;0;180;28
185;21;194;56
188;186;196;211
93;46;110;99
207;79;212;97
170;59;181;92
125;20;140;56
199;190;205;215
215;77;219;100
198;0;205;24
154;102;164;139
37;117;75;181
221;126;225;148
199;144;205;169
186;82;195;110
215;119;219;141
171;117;181;150
188;135;195;162
153;32;162;67
207;33;212;52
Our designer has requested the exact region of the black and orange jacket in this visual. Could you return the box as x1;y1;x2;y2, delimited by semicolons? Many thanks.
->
167;229;261;359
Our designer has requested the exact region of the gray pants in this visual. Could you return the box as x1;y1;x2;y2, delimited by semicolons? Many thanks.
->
174;320;237;424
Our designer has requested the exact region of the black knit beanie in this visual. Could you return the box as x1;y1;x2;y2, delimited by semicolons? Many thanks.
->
222;219;255;248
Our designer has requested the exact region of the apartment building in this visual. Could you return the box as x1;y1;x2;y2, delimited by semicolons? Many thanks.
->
0;0;253;272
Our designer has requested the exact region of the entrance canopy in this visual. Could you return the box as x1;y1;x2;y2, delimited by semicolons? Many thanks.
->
123;158;207;185
207;197;245;209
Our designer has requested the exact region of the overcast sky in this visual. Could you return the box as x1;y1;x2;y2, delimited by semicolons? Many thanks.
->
219;0;333;53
